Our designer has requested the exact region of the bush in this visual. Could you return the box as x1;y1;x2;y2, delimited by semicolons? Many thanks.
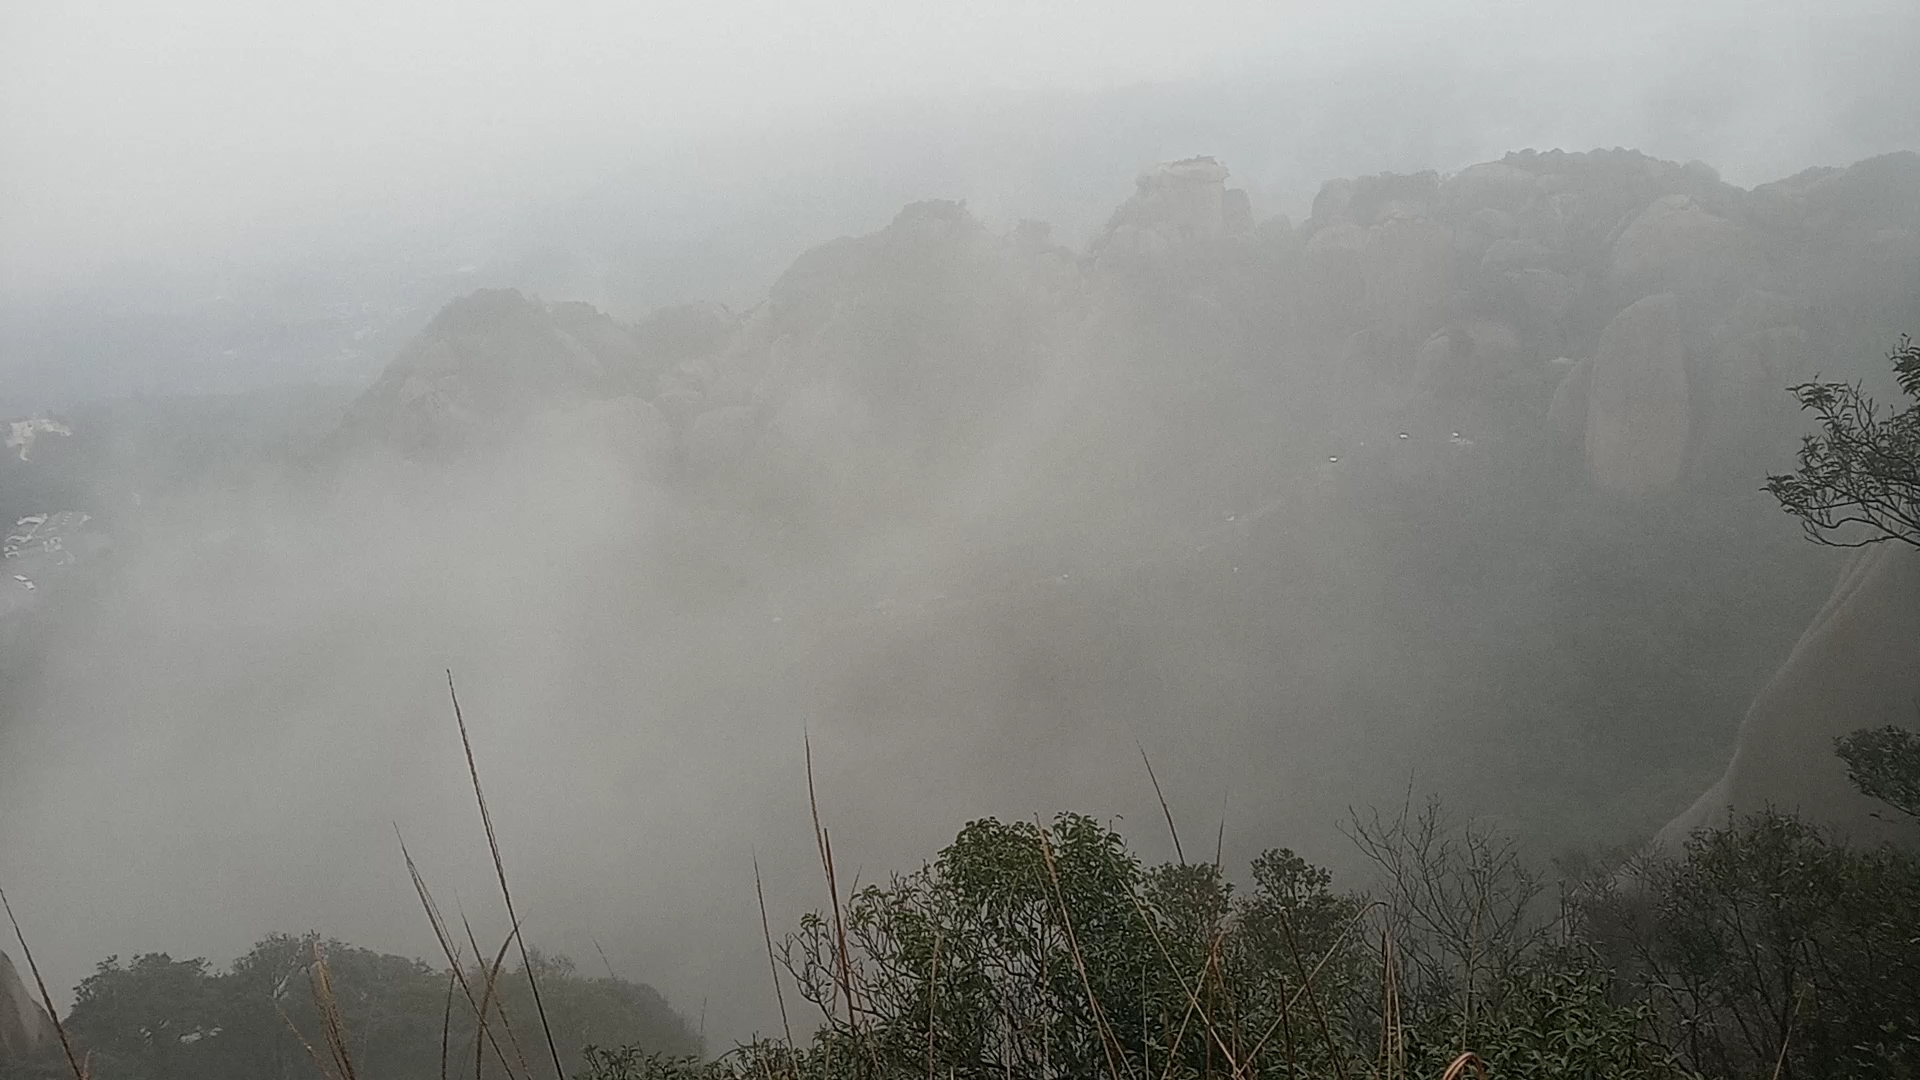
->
589;806;1692;1079
1591;812;1920;1078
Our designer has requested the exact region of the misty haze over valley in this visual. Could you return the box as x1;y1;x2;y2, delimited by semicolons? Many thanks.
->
4;3;1920;1077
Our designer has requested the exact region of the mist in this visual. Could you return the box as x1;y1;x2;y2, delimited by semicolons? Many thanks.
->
3;0;1920;1062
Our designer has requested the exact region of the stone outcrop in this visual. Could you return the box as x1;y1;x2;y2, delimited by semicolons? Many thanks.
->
336;289;661;455
1690;289;1812;466
1609;194;1755;294
1654;544;1920;852
1110;157;1236;241
1583;293;1691;496
1410;320;1524;394
1304;149;1761;387
0;950;55;1065
334;147;1912;515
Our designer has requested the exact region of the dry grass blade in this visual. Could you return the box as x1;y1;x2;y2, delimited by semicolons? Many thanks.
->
309;941;360;1080
474;922;523;1080
446;671;567;1080
1769;986;1808;1080
399;831;524;1080
1278;907;1349;1080
1240;899;1384;1069
590;937;618;982
0;885;90;1080
1377;924;1405;1080
1159;995;1199;1080
821;830;856;1020
441;969;458;1080
279;1001;341;1080
753;853;796;1047
1034;823;1134;1080
1115;881;1239;1075
466;913;535;1080
1135;741;1186;866
804;734;858;1029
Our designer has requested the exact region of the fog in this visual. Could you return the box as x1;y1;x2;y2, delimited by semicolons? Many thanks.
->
2;0;1919;1057
8;1;1919;296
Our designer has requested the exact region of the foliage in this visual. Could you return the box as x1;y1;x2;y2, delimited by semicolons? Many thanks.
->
45;933;698;1080
63;954;220;1080
576;1046;736;1080
1590;811;1920;1079
28;810;1917;1080
1765;335;1920;548
1416;945;1678;1080
1835;724;1920;820
589;808;1696;1079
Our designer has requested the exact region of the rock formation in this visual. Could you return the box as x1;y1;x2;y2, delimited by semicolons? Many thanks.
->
1609;193;1755;294
33;142;1919;886
336;288;659;455
1654;544;1920;851
1109;157;1236;241
1583;293;1691;496
0;950;55;1065
1410;320;1525;394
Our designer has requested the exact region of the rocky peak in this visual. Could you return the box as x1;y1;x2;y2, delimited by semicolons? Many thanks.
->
336;289;650;454
1094;155;1254;262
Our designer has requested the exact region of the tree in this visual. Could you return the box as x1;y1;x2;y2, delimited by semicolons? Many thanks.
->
54;934;698;1080
64;955;222;1080
1591;812;1920;1078
587;810;1673;1080
1765;335;1920;548
1835;725;1920;821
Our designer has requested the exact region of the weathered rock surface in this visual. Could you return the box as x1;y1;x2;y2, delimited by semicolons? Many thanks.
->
338;289;655;454
1410;320;1524;393
0;950;54;1065
1609;194;1753;292
1584;293;1691;495
1654;544;1920;852
1095;156;1245;253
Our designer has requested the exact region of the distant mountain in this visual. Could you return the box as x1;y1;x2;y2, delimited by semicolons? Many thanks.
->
175;146;1920;845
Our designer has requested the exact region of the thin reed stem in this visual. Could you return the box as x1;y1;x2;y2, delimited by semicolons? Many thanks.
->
0;885;89;1080
447;671;567;1080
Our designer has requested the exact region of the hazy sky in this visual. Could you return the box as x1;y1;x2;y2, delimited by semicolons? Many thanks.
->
4;1;1918;295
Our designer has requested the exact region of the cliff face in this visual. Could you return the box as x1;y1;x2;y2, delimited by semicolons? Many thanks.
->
0;950;55;1066
1583;293;1691;497
311;148;1920;848
1654;543;1920;851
